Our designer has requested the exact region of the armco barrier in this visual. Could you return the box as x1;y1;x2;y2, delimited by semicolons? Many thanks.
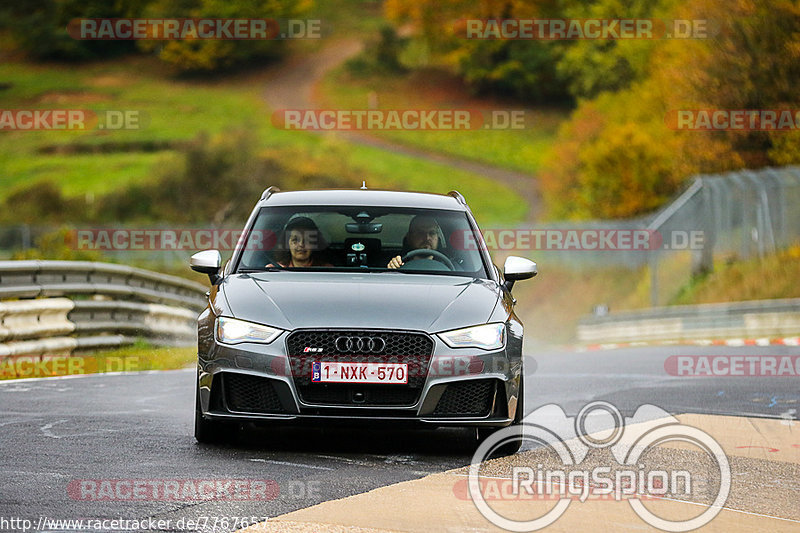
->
577;298;800;344
0;260;207;357
0;260;206;309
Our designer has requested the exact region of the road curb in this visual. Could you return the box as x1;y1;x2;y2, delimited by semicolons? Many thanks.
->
568;336;800;352
240;413;799;533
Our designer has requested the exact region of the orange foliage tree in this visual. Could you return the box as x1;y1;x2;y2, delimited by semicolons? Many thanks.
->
540;0;799;219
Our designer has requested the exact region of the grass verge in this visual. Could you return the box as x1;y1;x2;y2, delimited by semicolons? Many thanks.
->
0;342;195;380
670;244;800;305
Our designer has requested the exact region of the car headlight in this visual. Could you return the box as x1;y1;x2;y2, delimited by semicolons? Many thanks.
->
438;323;506;350
216;317;282;345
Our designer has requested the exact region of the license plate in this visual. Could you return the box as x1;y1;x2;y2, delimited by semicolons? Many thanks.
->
312;362;408;384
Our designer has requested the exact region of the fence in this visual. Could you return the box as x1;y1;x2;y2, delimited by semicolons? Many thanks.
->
0;260;207;357
578;298;800;345
503;165;800;306
644;166;800;306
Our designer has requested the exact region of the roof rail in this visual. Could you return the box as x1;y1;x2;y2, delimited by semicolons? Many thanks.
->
260;186;281;201
447;190;467;205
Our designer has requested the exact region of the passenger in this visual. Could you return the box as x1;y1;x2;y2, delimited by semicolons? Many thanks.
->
269;217;332;268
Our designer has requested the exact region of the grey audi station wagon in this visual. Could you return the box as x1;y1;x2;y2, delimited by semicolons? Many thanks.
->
191;187;536;453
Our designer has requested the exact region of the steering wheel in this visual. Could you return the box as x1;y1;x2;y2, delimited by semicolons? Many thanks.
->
262;252;289;269
401;249;455;270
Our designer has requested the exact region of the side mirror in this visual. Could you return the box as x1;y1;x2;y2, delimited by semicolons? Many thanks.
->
190;249;222;285
503;256;537;291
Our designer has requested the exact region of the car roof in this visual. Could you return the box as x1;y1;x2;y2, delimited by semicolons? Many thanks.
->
259;189;468;211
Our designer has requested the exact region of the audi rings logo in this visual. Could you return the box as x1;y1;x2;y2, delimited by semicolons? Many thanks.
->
335;336;386;353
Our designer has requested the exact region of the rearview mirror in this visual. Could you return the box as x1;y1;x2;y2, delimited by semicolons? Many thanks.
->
503;256;537;291
346;222;383;234
190;249;222;284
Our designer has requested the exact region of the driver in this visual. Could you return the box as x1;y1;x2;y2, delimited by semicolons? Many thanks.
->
387;215;443;269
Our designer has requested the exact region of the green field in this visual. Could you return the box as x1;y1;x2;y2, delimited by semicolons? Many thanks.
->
0;58;527;225
320;67;568;175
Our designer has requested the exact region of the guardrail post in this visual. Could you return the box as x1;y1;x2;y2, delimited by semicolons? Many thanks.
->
649;250;659;308
692;178;714;276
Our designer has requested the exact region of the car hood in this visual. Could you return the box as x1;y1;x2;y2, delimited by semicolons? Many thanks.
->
220;272;502;332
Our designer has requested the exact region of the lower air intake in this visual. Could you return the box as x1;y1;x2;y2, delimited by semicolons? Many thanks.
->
432;380;495;416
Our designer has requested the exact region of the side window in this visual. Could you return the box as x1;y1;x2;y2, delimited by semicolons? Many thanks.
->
238;217;281;269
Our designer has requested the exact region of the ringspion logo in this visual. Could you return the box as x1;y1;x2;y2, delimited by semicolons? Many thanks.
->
469;402;730;531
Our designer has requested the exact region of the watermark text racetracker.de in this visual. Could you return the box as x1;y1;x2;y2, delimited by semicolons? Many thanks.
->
665;355;800;377
450;228;705;252
271;354;537;380
272;109;529;130
69;228;276;251
68;18;322;40
666;109;800;131
69;477;322;501
69;478;281;501
456;18;713;40
0;109;146;130
0;355;138;379
468;401;731;531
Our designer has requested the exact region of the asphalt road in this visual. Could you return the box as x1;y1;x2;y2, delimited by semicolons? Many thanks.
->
1;344;797;532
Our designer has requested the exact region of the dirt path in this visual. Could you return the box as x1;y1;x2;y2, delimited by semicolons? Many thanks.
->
264;39;541;221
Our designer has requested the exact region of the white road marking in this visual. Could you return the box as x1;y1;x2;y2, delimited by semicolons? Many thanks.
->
249;458;334;471
314;454;376;467
0;418;41;427
39;419;119;439
40;419;68;439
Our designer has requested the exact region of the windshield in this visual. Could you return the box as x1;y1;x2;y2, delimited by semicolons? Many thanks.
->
235;206;489;278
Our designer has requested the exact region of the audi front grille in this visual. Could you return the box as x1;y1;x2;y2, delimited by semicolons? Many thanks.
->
286;330;434;407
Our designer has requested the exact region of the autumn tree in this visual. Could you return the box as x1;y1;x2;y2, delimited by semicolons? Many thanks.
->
138;0;312;72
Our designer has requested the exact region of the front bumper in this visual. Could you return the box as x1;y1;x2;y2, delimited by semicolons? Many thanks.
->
197;328;521;428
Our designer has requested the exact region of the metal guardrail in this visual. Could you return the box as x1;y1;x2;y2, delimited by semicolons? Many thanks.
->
578;298;800;344
0;260;207;310
0;261;207;357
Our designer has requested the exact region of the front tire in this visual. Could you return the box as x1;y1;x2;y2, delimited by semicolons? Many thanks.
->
194;387;231;444
476;376;524;457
